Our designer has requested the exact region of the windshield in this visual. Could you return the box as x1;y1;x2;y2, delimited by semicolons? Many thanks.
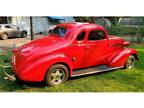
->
50;26;67;37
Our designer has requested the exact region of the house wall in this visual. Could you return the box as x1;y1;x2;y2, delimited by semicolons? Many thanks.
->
9;16;74;35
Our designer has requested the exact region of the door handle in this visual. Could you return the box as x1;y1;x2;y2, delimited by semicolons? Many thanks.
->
85;46;90;50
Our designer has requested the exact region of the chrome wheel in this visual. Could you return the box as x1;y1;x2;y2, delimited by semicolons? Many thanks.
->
50;69;65;85
45;64;69;86
125;55;135;69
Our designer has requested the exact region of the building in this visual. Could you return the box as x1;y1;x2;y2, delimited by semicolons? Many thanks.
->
0;16;75;35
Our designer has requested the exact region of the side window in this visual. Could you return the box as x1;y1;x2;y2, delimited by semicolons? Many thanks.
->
77;31;86;41
88;30;106;41
5;25;11;28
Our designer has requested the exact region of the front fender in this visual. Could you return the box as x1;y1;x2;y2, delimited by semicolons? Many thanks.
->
16;53;73;82
108;48;138;67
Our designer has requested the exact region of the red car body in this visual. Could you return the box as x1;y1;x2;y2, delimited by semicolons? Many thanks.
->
11;23;138;83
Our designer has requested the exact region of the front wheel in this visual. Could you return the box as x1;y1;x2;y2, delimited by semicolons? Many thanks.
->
124;55;135;69
45;64;69;86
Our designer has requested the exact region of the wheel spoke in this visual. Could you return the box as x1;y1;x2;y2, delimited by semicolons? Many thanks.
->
51;73;57;79
59;72;64;77
55;70;60;75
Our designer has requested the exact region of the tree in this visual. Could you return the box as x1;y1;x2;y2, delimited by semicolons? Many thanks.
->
105;17;122;25
74;17;94;23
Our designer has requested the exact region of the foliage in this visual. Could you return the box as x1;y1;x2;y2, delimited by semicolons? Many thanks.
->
105;17;122;25
74;17;93;23
109;25;144;43
110;26;139;35
110;26;136;35
74;17;122;25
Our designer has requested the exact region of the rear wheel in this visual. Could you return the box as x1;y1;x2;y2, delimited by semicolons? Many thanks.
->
125;55;135;69
1;33;8;40
21;32;27;38
45;64;69;86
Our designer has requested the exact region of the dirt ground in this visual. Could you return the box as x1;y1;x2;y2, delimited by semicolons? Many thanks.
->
0;35;44;49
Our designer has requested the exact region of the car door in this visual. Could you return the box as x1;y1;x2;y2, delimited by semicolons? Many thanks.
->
65;30;87;70
10;25;21;37
82;29;109;68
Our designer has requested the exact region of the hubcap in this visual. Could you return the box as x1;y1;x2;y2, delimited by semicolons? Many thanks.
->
50;69;65;85
2;34;8;40
126;56;135;68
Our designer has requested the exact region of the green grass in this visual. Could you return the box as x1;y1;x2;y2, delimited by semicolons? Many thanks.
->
0;44;144;92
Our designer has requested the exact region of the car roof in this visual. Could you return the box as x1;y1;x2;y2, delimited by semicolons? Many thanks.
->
57;22;104;30
0;24;17;26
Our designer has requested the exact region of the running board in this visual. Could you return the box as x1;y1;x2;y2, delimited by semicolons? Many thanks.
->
72;65;123;77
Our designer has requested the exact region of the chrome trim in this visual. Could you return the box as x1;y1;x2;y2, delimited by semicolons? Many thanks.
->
72;66;124;77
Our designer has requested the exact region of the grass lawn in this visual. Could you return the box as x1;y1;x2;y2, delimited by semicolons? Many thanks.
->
0;44;144;92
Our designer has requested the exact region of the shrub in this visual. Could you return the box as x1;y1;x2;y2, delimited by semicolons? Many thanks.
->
109;25;144;43
109;26;139;36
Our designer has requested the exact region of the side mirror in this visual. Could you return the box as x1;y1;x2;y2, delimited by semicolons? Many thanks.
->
122;41;130;46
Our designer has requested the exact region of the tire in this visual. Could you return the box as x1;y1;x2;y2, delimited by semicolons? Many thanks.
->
124;55;135;69
45;64;69;86
21;32;27;38
1;33;8;40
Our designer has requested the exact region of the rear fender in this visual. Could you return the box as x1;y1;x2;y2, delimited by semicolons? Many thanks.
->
108;48;138;67
20;53;73;82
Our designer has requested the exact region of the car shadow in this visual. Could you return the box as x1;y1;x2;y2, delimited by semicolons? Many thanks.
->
12;69;117;90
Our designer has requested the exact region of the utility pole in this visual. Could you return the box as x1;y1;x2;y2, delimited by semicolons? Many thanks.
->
30;17;34;41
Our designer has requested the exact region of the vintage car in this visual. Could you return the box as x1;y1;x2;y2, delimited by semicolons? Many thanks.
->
11;23;138;86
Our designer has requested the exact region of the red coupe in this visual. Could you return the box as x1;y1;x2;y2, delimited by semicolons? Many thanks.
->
11;23;138;86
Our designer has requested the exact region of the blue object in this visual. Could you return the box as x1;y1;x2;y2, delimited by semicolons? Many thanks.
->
48;16;64;20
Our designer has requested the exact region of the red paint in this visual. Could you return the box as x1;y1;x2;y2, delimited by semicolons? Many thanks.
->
11;23;138;82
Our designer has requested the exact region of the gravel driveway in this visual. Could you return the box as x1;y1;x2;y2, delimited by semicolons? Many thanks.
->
0;35;44;49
